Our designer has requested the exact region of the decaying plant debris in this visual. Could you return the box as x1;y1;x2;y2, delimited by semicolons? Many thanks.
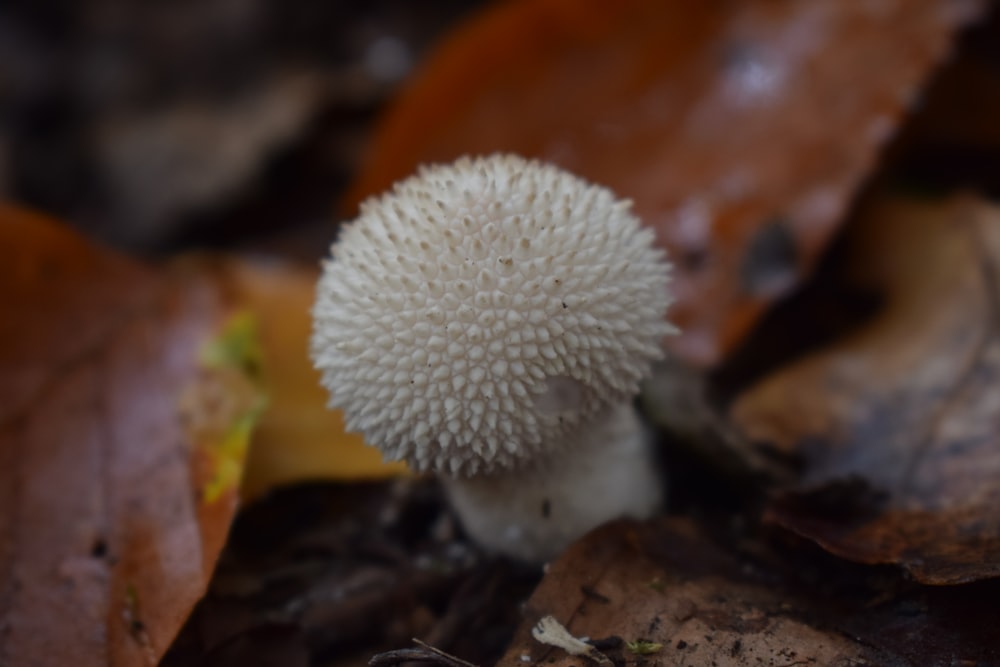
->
3;1;1000;666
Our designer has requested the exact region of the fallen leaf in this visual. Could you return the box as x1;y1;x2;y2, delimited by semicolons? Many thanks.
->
0;204;156;424
347;0;984;366
203;258;407;501
0;205;262;665
498;518;1000;666
732;195;1000;584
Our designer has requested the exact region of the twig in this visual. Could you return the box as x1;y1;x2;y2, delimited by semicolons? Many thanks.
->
369;639;480;667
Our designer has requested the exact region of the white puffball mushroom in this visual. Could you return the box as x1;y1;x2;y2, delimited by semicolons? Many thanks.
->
311;154;675;562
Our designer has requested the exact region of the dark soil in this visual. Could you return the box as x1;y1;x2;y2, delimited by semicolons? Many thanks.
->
162;479;541;667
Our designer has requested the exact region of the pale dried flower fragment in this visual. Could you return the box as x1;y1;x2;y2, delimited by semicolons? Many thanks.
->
531;615;613;666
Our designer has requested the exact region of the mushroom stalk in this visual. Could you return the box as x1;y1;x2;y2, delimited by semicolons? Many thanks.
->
312;154;675;562
442;401;662;562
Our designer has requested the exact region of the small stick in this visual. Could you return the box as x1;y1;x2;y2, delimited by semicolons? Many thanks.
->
368;638;480;667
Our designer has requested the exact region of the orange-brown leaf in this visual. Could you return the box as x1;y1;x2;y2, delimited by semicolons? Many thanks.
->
348;0;984;366
0;206;259;665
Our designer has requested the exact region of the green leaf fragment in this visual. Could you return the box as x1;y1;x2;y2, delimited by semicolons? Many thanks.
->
196;311;268;503
626;640;663;655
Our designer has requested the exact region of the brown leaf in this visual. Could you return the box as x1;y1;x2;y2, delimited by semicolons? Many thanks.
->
0;205;157;424
0;206;262;665
498;518;1000;666
732;195;1000;584
347;0;984;366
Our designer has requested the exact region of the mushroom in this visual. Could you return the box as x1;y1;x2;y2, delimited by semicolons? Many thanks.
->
311;154;674;561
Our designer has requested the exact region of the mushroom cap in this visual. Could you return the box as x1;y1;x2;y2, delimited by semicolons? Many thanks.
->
312;154;673;476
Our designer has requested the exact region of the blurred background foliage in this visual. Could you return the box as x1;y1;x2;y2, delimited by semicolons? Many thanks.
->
0;0;483;253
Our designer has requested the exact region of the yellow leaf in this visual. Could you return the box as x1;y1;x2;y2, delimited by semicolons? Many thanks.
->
217;258;407;501
180;311;267;504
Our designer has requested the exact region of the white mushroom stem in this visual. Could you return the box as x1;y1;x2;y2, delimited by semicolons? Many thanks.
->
442;401;663;562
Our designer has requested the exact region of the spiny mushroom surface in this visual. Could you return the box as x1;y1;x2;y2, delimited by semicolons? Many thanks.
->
311;154;673;479
312;155;671;476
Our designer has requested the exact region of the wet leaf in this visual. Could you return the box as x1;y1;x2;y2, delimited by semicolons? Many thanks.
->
498;518;1000;666
732;195;1000;584
204;258;407;501
0;206;262;665
347;0;984;366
